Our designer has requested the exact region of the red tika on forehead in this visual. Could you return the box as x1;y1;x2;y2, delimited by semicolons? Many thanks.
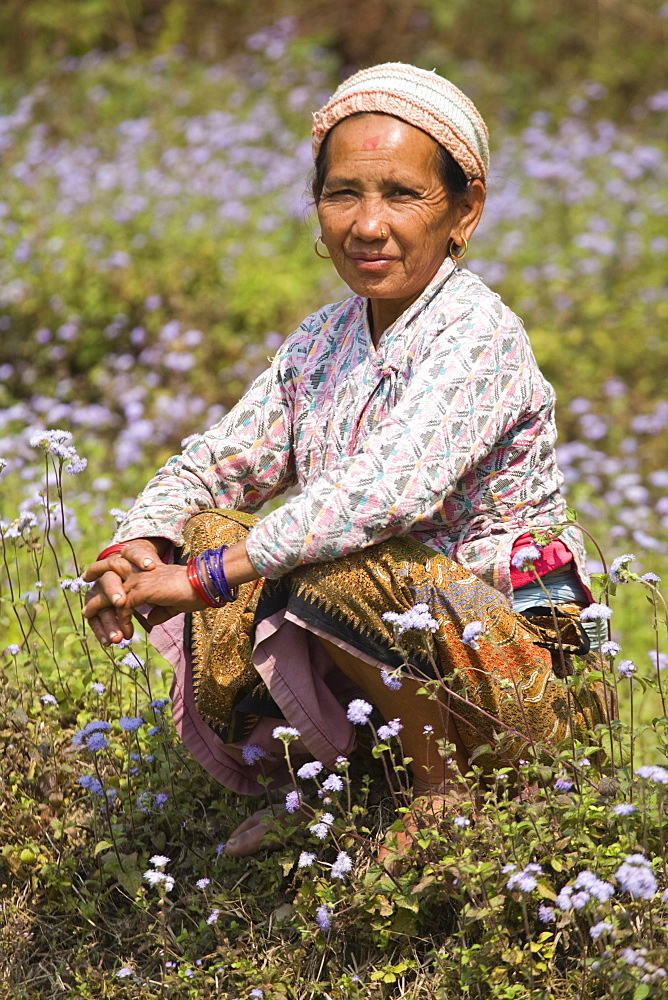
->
312;62;490;182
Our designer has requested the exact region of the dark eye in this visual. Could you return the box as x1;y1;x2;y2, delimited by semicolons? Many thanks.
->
391;186;419;198
324;187;356;198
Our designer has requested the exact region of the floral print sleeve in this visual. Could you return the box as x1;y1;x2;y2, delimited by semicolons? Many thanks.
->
112;320;314;546
245;290;544;578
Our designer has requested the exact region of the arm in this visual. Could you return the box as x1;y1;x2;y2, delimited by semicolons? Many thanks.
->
112;339;303;547
83;324;311;643
245;307;542;578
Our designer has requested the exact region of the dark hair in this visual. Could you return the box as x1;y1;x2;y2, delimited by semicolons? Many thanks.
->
311;112;470;203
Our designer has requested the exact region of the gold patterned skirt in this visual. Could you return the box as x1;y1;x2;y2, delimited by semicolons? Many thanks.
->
179;510;608;773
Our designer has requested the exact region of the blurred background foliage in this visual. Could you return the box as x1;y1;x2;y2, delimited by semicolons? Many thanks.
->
0;0;666;577
2;0;667;120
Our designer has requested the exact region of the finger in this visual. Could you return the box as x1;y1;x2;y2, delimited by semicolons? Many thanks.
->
118;540;160;571
83;555;132;583
98;606;130;643
82;572;127;617
86;614;113;648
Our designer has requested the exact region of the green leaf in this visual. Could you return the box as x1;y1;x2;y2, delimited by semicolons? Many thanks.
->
633;986;651;1000
117;867;143;897
94;840;113;856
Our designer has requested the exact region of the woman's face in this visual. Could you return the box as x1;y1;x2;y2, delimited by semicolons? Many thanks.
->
316;114;482;329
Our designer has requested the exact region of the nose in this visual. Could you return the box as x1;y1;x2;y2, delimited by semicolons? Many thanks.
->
351;198;387;242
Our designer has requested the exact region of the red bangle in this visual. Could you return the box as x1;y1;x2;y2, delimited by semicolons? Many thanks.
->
186;557;219;608
96;542;130;561
96;539;156;562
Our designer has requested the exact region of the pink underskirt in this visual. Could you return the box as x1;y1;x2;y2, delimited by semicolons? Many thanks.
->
149;609;375;796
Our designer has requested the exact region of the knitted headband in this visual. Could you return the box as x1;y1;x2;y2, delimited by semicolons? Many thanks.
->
312;62;489;182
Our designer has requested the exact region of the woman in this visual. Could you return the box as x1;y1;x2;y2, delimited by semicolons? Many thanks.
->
84;63;604;856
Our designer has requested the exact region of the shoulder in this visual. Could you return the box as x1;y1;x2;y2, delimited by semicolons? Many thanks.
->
273;294;364;367
435;267;526;339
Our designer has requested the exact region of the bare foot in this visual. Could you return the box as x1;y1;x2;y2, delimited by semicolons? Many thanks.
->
224;806;289;857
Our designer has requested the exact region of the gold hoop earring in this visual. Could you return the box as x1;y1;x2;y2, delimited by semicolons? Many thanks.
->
314;234;331;259
450;237;468;262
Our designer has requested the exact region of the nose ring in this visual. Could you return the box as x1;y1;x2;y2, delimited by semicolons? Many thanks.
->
380;228;388;238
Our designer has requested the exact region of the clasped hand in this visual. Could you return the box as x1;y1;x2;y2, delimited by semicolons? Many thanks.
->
82;541;206;647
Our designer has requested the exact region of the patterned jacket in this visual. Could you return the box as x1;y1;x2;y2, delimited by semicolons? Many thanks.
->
114;258;588;603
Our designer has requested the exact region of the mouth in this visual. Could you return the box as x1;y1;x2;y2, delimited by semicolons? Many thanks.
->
346;251;398;270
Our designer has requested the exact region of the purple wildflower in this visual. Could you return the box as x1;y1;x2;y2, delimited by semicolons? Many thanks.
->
377;718;402;741
462;621;484;650
41;694;58;705
119;715;144;731
648;650;668;671
86;732;108;752
154;792;168;808
579;603;613;621
315;904;332;931
321;773;343;792
511;544;542;570
609;553;635;583
90;682;106;695
382;602;438;634
506;863;542;892
538;905;555;922
120;652;144;669
285;790;301;813
206;909;220;925
346;699;373;725
636;764;668;784
618;659;635;678
380;669;402;690
272;725;300;740
6;644;20;656
297;761;323;780
454;816;471;828
590;921;614;940
195;878;210;889
116;968;133;978
574;871;615;902
309;812;334;840
297;851;316;868
241;744;267;766
613;803;635;816
330;851;353;879
600;640;621;657
615;855;657;899
642;572;661;583
555;777;574;792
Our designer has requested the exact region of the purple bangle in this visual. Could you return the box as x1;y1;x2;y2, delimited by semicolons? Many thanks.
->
202;546;238;604
213;546;237;603
194;552;226;607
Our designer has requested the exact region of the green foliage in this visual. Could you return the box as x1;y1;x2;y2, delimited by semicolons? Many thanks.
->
1;444;668;996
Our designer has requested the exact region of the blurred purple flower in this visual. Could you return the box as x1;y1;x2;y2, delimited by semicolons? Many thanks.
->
609;553;635;583
382;602;438;634
511;544;542;570
346;699;372;725
579;604;612;621
377;718;403;741
297;761;323;780
462;621;484;650
330;850;352;879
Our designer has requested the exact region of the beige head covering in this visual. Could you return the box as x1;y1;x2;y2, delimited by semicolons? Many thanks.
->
312;62;489;181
